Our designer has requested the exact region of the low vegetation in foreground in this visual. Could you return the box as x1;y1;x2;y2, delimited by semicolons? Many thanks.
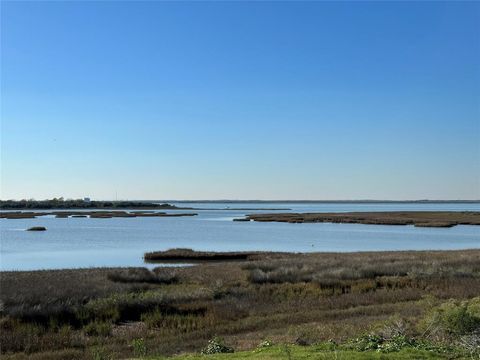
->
244;211;480;227
151;343;471;359
1;250;480;359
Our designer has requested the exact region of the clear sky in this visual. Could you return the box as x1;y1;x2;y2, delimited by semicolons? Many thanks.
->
1;1;479;200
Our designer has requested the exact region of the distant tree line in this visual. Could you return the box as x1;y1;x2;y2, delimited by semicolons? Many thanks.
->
0;198;180;210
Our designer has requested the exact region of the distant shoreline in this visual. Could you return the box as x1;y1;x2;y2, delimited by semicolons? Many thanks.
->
0;200;191;211
159;199;480;204
2;199;479;204
1;199;478;211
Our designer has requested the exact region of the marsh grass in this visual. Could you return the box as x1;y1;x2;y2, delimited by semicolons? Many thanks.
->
246;211;480;227
144;248;264;262
107;268;178;284
244;251;480;286
1;249;480;359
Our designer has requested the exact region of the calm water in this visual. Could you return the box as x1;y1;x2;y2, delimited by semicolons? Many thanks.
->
1;202;479;271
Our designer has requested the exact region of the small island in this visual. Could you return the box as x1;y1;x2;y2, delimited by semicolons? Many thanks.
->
26;226;46;231
144;248;270;262
242;211;480;227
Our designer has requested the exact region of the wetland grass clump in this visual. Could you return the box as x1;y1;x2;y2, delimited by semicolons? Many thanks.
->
144;248;262;262
83;321;111;337
107;268;178;284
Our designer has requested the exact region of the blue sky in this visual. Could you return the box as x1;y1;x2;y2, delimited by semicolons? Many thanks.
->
1;1;479;200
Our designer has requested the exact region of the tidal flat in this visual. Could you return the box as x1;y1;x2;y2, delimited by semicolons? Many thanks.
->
1;249;480;359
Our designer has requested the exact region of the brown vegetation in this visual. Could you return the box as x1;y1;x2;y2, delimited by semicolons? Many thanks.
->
244;211;480;227
144;248;274;262
1;249;480;359
106;268;178;284
0;212;39;219
0;211;197;219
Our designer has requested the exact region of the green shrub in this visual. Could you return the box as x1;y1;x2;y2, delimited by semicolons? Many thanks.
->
467;298;480;318
422;298;480;336
377;335;417;353
351;334;384;351
350;334;420;353
131;337;147;357
201;337;234;354
257;339;273;348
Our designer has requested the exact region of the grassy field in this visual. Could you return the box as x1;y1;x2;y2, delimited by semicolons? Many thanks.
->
150;345;464;359
1;250;480;359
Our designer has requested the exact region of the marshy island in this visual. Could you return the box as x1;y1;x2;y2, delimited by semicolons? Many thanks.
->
241;211;480;227
0;211;198;219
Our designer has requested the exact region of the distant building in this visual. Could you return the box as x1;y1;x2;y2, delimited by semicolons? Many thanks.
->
83;197;91;202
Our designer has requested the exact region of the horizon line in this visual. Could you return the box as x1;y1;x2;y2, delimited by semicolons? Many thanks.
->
1;198;480;203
